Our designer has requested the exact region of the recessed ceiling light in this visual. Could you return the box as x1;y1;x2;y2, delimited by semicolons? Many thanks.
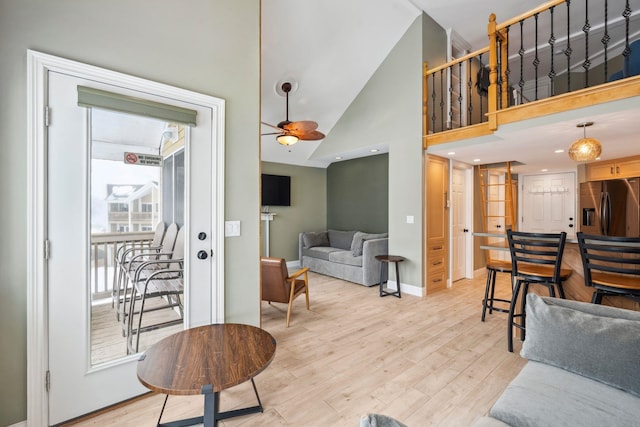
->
541;169;548;172
335;156;342;160
370;149;379;153
448;151;456;155
554;149;564;153
473;158;481;162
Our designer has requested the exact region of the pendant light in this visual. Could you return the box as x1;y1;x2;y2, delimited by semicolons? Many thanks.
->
568;122;602;162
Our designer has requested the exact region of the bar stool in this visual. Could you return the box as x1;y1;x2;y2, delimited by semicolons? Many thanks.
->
506;230;572;352
577;232;640;304
481;259;512;321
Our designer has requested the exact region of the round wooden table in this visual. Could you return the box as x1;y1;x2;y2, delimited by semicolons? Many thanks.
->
137;323;276;427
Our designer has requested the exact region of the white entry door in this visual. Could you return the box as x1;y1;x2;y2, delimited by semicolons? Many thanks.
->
451;167;468;281
521;172;576;239
44;62;224;424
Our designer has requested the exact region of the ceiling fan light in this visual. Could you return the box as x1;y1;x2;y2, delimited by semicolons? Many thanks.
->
568;137;602;162
277;134;299;146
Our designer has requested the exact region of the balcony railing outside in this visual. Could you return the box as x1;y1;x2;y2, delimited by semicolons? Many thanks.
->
424;0;639;139
90;231;154;300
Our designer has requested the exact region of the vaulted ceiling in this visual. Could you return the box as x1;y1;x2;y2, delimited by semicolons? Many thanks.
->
261;0;640;173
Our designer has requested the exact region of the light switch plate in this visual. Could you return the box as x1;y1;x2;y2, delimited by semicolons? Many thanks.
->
225;220;241;237
406;215;414;224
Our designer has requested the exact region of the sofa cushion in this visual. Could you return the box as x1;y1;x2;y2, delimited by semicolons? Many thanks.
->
327;229;356;250
302;231;330;248
328;250;363;267
490;361;640;427
302;246;342;261
350;231;388;256
522;294;640;397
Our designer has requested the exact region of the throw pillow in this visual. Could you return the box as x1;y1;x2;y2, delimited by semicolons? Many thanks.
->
521;294;640;397
302;231;329;248
327;229;357;250
350;232;388;257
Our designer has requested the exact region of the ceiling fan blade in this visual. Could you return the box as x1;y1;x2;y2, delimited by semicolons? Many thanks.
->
298;130;326;141
282;120;318;133
261;132;283;136
261;121;284;131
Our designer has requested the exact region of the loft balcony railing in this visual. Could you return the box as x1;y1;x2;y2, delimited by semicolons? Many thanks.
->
424;0;640;146
90;231;154;300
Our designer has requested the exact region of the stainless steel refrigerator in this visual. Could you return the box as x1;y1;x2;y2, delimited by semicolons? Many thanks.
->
580;178;640;237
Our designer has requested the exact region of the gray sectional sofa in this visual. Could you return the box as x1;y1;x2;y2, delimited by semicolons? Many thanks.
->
298;229;388;286
473;294;640;427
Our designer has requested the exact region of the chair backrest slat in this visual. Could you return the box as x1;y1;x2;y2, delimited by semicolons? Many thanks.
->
507;230;567;282
577;232;640;285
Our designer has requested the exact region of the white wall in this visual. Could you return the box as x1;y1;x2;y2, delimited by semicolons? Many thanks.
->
0;1;260;425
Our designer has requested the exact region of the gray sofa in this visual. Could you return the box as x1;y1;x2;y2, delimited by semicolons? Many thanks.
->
473;294;640;427
298;229;388;286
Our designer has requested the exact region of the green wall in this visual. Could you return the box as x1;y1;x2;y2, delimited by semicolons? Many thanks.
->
327;154;389;233
0;1;260;424
312;14;445;291
261;162;327;261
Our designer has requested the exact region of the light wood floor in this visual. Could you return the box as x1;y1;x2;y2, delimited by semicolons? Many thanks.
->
67;271;527;426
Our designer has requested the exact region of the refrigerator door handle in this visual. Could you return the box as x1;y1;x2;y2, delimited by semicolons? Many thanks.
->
605;192;612;236
599;191;606;235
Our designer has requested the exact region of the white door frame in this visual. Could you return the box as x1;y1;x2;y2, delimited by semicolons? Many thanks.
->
26;50;226;426
449;161;474;283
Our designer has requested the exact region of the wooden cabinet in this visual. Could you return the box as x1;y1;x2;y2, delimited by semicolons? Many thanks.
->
586;155;640;181
425;155;449;293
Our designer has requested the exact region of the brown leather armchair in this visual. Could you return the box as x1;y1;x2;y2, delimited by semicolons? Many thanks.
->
260;257;310;327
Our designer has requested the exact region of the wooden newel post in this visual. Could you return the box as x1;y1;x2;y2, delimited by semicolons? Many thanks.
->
487;13;499;131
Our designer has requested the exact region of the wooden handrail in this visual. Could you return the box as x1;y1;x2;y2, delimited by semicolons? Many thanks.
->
424;46;490;76
496;0;566;32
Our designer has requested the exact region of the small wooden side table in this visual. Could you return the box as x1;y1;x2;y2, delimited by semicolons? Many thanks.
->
137;323;276;427
375;255;405;298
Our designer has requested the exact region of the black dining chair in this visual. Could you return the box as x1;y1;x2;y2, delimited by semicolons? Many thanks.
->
506;230;572;352
576;232;640;304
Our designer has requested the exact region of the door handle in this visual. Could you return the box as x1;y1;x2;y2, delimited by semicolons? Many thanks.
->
463;228;469;233
197;250;208;260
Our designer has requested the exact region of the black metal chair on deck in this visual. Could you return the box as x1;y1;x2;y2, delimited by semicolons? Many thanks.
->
506;230;572;352
576;232;640;304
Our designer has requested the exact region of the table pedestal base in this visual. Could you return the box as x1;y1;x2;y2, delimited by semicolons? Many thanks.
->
158;379;263;427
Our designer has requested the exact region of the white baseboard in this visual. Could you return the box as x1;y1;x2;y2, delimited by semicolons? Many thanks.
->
287;260;301;270
8;421;27;427
385;280;423;297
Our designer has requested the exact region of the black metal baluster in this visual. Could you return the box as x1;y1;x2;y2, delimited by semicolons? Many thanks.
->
583;0;592;87
602;0;610;81
518;21;525;105
623;0;632;76
534;13;540;100
458;62;463;126
467;58;473;125
479;53;484;121
448;68;453;129
564;0;572;92
440;69;445;131
431;73;436;132
548;6;556;96
505;26;511;105
496;36;502;109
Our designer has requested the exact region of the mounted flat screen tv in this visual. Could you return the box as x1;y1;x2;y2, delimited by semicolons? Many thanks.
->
261;174;291;206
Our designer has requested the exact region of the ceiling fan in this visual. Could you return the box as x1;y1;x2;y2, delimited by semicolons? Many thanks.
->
261;81;325;146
